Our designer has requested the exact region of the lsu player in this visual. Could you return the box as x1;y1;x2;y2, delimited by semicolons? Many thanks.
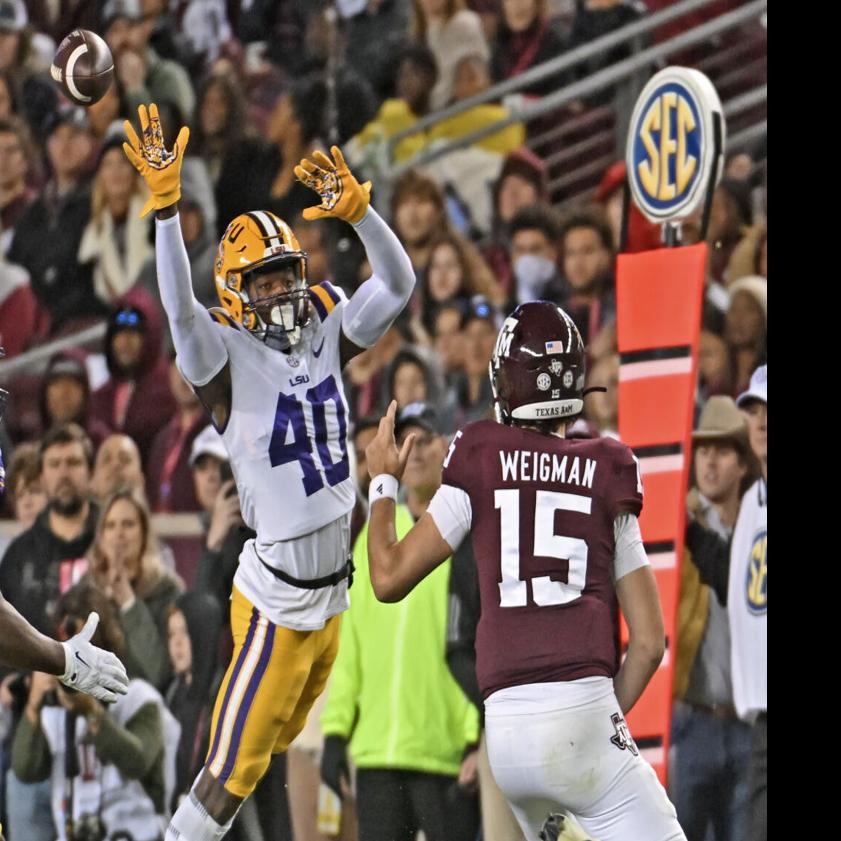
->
122;104;415;840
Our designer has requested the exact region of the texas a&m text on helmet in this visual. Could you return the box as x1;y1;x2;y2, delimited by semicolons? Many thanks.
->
490;301;586;426
214;210;310;350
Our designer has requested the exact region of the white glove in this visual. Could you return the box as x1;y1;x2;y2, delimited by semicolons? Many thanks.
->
59;612;130;703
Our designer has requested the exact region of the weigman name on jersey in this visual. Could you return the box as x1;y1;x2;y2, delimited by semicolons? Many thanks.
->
499;449;597;487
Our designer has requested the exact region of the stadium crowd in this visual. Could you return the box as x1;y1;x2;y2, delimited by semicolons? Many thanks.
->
0;0;765;839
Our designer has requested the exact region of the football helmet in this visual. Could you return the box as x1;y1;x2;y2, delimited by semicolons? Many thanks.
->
214;210;309;350
490;301;586;425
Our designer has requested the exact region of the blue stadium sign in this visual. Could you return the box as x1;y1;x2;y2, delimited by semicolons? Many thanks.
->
626;67;725;224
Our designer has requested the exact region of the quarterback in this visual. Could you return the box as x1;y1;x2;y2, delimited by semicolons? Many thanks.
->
365;302;687;841
122;104;415;839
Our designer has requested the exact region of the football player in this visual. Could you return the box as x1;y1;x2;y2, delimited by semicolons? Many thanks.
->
365;302;687;841
122;104;416;840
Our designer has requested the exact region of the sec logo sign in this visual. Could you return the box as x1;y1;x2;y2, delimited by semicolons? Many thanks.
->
626;67;725;224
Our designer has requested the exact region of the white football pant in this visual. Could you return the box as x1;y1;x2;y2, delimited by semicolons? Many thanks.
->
485;678;687;841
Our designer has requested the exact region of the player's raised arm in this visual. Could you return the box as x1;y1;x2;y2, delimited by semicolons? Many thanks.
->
295;147;415;363
0;594;128;703
365;402;453;602
123;104;228;389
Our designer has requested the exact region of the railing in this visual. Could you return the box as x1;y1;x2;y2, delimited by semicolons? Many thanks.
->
389;0;766;178
0;322;107;382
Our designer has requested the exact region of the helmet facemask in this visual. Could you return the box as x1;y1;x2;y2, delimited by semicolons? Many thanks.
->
238;253;310;352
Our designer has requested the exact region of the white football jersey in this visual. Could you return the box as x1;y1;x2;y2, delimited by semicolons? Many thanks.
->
206;282;357;629
214;281;356;542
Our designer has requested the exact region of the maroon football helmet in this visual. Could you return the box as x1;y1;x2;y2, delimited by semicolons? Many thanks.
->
489;301;586;425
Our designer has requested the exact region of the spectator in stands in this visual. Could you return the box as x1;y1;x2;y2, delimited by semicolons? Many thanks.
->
263;73;375;222
731;366;767;841
725;276;766;399
167;0;232;75
567;0;646;103
11;579;177;841
165;590;224;812
0;259;47;357
86;77;128;141
137;158;218;317
422;232;481;328
146;357;208;513
509;202;563;305
78;130;153;305
8;106;104;333
585;352;618;436
672;396;753;841
191;72;273;239
698;325;732;401
350;43;439;165
341;0;412;101
485;149;550;297
558;208;616;347
38;349;111;447
0;117;35;256
350;43;523;177
412;0;489;109
321;402;480;841
0;70;20;121
726;223;766;285
193;427;249;624
431;301;467;387
705;179;753;284
345;320;407;419
0;424;97;635
103;0;195;121
190;424;235;538
3;442;46;527
391;170;503;303
0;0;54;86
490;0;567;96
91;432;145;504
383;345;445;413
90;290;177;467
446;296;497;428
86;486;183;690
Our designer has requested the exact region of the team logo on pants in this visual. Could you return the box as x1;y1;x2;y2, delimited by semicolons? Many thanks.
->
609;713;638;755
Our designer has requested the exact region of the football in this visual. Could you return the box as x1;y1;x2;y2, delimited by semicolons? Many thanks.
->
50;29;114;106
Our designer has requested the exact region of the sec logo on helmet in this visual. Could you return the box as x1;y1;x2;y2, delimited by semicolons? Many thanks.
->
745;530;767;615
626;67;725;224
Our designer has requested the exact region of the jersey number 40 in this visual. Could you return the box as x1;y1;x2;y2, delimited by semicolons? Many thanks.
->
268;375;349;496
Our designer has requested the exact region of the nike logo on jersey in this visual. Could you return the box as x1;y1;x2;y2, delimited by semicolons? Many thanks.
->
313;338;325;357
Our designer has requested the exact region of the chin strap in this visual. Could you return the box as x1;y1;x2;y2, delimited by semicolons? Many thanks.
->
583;386;607;396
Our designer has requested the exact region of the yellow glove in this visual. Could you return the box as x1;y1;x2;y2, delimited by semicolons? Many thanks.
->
122;103;189;218
294;145;371;224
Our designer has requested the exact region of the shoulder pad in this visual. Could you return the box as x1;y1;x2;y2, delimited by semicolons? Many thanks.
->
209;307;240;329
308;281;343;322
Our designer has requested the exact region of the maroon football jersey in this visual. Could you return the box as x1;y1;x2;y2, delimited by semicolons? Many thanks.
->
441;420;643;699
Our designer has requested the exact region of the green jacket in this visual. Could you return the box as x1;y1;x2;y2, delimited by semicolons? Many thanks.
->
321;505;479;775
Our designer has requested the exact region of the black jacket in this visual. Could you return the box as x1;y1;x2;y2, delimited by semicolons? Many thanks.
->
0;503;98;635
8;182;105;331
